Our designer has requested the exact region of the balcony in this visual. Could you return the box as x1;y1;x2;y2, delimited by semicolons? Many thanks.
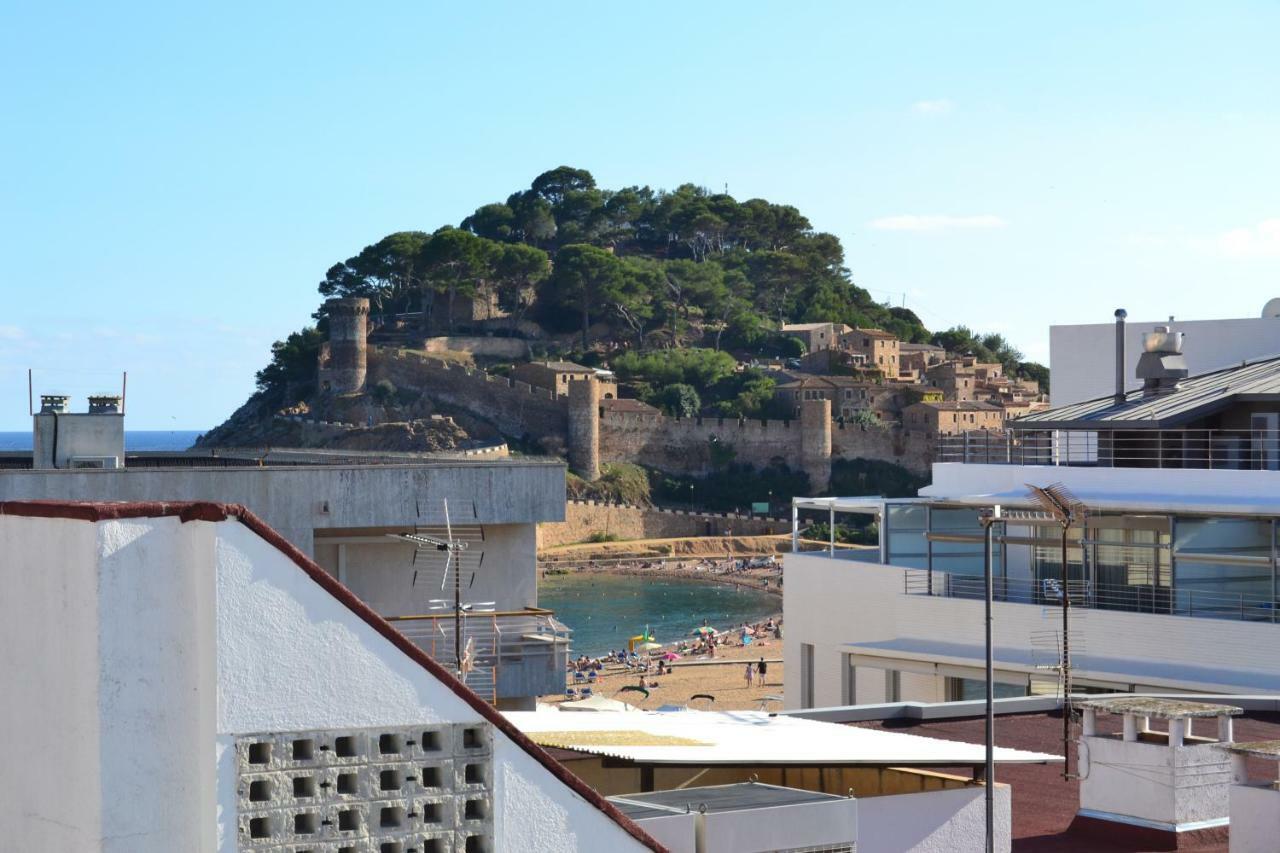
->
903;569;1279;624
937;428;1280;470
385;607;571;704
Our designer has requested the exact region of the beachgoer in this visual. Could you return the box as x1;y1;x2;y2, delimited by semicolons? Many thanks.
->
744;662;754;687
757;657;768;686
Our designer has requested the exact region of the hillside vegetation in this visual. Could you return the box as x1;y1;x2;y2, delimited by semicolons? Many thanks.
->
247;167;1045;416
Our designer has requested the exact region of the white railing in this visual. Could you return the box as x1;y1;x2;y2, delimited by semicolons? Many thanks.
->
937;428;1280;470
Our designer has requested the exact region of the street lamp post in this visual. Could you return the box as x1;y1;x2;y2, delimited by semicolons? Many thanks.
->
978;504;1002;853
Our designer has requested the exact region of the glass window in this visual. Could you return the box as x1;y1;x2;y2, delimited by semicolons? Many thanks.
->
1173;517;1275;619
886;503;927;568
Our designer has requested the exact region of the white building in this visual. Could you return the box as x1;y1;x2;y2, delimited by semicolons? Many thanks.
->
1;415;569;709
0;499;661;853
787;314;1280;709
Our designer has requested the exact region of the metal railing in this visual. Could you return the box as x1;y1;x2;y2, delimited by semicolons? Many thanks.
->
903;569;1279;623
385;608;571;701
936;428;1280;470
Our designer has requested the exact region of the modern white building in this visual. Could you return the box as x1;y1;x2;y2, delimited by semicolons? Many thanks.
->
787;314;1280;709
0;499;660;853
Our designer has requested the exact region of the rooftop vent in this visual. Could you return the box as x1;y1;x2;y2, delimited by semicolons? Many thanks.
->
39;394;70;414
1135;325;1188;397
87;395;122;414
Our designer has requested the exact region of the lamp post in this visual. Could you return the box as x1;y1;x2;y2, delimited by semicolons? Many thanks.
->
978;505;1002;853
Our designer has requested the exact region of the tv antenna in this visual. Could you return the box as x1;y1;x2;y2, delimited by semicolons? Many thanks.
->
1026;482;1087;779
387;499;491;682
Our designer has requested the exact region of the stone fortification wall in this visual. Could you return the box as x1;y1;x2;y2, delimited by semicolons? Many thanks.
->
371;350;568;441
423;336;531;358
537;500;786;549
598;408;933;479
362;350;933;479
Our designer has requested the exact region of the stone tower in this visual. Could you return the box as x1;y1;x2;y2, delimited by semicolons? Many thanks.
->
325;297;370;394
799;398;833;493
567;377;601;481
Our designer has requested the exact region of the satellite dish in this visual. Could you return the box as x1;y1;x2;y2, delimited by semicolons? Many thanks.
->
1263;298;1280;318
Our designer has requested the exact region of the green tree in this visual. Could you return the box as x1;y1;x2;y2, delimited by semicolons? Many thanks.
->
540;243;625;347
420;228;487;333
653;383;701;418
255;327;325;403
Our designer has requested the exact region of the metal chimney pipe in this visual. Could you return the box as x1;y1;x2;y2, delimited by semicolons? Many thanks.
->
1114;308;1128;406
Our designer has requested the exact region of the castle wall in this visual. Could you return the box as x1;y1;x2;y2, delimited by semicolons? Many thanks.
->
370;351;568;441
358;350;934;483
567;379;601;480
537;500;786;549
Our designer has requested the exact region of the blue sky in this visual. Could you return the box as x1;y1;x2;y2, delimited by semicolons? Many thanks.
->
3;2;1280;429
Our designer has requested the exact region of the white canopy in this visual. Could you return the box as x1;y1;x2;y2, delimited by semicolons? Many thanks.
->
504;708;1059;766
559;694;638;713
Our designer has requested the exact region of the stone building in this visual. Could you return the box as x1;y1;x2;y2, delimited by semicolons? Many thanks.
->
780;322;850;352
511;361;617;399
902;400;1004;435
839;327;900;378
317;297;370;394
924;359;979;401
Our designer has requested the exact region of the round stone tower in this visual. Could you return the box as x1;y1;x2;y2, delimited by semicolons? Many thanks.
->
799;397;833;493
567;377;601;481
325;297;370;394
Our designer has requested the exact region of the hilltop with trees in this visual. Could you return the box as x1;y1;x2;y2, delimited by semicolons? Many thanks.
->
249;166;1046;415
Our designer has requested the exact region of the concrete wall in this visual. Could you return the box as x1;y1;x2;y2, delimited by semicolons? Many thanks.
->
1050;313;1280;406
315;522;538;613
1229;784;1280;853
783;551;1280;710
537;500;784;548
32;412;124;468
1077;735;1231;828
856;784;1010;853
0;515;217;852
0;460;565;558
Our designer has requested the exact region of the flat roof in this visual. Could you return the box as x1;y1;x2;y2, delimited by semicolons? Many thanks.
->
853;710;1280;851
1080;697;1242;719
1221;739;1280;759
504;708;1059;767
612;782;848;815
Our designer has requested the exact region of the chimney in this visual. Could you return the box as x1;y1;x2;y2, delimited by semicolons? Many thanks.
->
1135;325;1188;397
87;395;122;414
1113;309;1127;406
39;394;69;414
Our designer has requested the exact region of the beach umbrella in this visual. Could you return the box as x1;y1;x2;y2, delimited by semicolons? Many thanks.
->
638;641;663;652
691;626;717;637
660;652;681;661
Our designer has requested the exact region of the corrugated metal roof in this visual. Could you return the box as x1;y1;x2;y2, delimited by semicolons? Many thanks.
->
1012;355;1280;430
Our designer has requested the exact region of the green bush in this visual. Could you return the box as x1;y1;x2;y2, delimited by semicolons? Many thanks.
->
829;458;928;498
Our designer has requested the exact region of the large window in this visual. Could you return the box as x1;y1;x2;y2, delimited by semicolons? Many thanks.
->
1173;517;1275;619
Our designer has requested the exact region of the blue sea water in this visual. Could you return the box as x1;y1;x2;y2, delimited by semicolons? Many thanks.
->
0;430;205;452
537;572;779;658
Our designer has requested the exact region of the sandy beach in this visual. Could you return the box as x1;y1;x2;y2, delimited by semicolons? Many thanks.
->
555;632;785;712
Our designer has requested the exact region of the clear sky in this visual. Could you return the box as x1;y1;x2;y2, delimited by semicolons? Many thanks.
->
3;2;1280;429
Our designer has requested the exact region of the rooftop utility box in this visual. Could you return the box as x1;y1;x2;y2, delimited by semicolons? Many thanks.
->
1076;697;1240;842
610;782;857;853
32;395;125;470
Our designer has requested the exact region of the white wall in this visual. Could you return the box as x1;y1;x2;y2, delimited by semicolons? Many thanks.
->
856;785;1010;853
1078;736;1230;828
701;799;857;853
1229;785;1280;853
0;511;652;853
212;519;649;852
1050;313;1280;406
0;516;104;851
784;552;1280;710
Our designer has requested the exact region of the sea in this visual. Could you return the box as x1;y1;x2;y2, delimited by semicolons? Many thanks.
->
0;430;205;452
537;572;779;658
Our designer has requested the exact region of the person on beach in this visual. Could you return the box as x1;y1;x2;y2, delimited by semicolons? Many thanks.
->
757;657;768;686
744;662;754;688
